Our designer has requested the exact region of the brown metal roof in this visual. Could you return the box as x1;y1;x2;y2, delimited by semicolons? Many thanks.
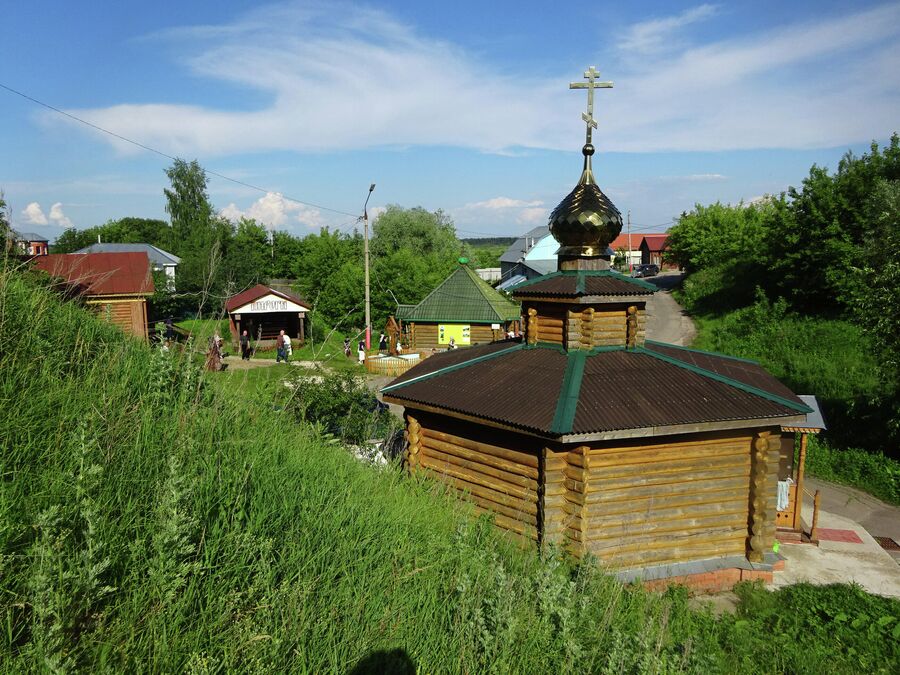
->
511;270;656;298
32;253;154;296
382;341;809;439
573;351;803;434
644;341;802;404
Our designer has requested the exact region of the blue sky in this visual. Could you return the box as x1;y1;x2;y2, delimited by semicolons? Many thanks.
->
2;0;898;242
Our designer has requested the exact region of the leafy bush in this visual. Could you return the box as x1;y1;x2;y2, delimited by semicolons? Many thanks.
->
805;436;900;505
287;369;397;443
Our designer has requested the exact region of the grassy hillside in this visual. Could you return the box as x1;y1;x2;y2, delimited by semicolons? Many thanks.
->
1;263;898;673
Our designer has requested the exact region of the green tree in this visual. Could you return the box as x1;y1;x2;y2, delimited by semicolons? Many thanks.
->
52;218;172;253
292;228;363;325
855;179;900;440
271;230;304;279
0;192;10;245
163;159;232;297
223;218;270;291
370;205;459;259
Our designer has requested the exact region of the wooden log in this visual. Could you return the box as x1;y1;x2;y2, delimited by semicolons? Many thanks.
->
584;500;748;526
584;445;749;469
419;467;538;515
592;453;749;480
419;436;538;480
567;474;747;499
470;504;539;541
592;538;747;569
583;514;749;543
567;487;746;511
590;465;750;492
419;427;538;468
419;456;537;501
587;435;752;458
463;492;537;526
587;529;746;556
419;444;539;490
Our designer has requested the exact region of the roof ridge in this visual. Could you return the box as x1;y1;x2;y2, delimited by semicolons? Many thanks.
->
644;340;760;365
463;265;519;320
549;350;588;434
381;343;525;394
635;347;812;413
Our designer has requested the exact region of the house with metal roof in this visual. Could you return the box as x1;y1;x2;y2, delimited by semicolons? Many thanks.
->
13;231;49;256
32;252;154;338
498;225;550;289
383;66;816;591
395;260;521;349
74;243;181;289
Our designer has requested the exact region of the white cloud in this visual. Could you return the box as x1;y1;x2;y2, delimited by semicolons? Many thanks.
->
456;196;547;227
21;202;48;225
49;202;73;227
464;197;544;210
619;4;718;54
47;2;900;154
220;191;325;230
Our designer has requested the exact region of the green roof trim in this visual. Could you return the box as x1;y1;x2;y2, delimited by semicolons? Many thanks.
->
396;265;521;323
550;350;588;435
381;343;525;394
509;269;657;293
644;340;761;365
636;347;813;414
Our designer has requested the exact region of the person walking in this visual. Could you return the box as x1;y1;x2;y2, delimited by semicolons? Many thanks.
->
343;337;352;358
379;332;388;352
240;329;251;361
276;329;287;363
284;332;292;363
358;339;366;365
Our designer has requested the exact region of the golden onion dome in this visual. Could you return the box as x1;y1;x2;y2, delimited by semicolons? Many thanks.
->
549;143;623;256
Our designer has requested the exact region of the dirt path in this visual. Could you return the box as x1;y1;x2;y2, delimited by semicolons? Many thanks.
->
644;272;696;346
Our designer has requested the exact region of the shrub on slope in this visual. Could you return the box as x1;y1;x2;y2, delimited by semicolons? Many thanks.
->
1;263;897;673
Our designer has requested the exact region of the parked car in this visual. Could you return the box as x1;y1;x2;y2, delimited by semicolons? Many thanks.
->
631;264;659;278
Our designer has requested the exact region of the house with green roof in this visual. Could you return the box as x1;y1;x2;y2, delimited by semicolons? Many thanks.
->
396;259;521;349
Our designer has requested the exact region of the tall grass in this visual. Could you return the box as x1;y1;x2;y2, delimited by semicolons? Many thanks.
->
2;264;898;673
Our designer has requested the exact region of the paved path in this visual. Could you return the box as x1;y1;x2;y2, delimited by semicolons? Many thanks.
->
644;272;696;346
803;477;900;549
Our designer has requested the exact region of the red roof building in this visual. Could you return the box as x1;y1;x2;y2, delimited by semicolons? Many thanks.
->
640;234;675;268
32;252;154;338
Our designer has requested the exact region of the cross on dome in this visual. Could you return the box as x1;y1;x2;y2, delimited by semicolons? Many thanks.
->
569;65;613;147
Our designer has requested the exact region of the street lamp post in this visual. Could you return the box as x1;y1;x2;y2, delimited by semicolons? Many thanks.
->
363;183;375;350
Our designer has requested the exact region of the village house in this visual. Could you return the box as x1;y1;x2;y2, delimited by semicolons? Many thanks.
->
395;259;521;349
640;234;675;269
225;283;310;347
382;66;815;592
74;242;181;290
32;252;154;338
13;231;49;256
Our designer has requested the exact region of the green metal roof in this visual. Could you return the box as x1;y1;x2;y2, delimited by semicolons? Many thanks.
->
396;264;521;323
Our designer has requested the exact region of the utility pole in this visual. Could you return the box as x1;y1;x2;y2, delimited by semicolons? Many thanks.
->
627;210;633;272
363;183;376;350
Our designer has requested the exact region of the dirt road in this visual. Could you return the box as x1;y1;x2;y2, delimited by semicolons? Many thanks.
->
644;272;696;346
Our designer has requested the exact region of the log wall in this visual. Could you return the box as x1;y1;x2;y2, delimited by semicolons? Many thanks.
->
86;297;148;339
557;429;782;569
522;302;647;349
405;412;542;540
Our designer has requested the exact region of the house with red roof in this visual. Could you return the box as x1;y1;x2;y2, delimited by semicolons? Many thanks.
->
225;284;311;346
32;252;154;338
640;234;676;269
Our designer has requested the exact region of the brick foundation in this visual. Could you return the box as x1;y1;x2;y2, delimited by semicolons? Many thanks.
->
642;567;775;595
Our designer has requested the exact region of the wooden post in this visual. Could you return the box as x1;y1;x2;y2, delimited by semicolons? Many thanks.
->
810;490;821;541
792;433;808;531
748;432;772;562
527;307;538;345
405;414;421;474
581;307;594;349
579;447;590;558
298;312;305;344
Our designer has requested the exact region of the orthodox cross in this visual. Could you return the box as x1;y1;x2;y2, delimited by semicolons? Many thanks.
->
569;65;613;146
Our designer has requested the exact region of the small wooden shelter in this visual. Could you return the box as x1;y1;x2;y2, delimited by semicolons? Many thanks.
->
382;68;815;589
32;252;154;338
225;284;310;346
396;259;521;349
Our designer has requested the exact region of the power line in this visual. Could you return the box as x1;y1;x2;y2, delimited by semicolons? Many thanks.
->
0;81;359;219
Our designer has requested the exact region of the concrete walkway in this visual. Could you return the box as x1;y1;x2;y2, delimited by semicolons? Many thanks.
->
774;479;900;598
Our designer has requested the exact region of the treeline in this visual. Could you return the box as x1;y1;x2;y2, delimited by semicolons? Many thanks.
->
51;159;490;330
666;135;899;455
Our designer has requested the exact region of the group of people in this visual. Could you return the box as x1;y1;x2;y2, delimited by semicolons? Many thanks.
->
342;332;403;365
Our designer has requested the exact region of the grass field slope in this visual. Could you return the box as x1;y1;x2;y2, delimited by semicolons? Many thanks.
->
1;262;898;673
